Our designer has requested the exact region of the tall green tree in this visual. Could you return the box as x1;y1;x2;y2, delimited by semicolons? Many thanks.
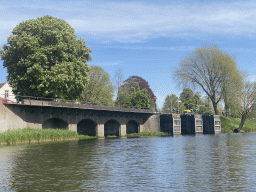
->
0;15;91;99
161;94;183;114
221;70;244;117
122;76;157;110
179;88;195;110
118;82;154;109
178;88;209;114
85;66;114;106
237;81;256;130
172;45;242;115
162;94;185;114
162;94;178;113
179;88;205;111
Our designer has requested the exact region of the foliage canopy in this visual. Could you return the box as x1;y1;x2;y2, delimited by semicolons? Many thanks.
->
0;15;91;99
122;76;156;110
117;82;155;109
162;94;185;114
172;45;242;115
237;81;256;130
85;66;114;106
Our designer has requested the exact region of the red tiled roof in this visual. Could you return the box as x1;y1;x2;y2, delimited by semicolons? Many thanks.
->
0;83;6;89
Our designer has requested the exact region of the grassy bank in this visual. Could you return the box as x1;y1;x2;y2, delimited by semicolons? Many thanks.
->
0;128;169;146
221;116;256;133
0;128;97;146
4;117;255;146
126;131;169;138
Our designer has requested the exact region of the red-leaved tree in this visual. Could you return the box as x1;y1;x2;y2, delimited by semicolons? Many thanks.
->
122;76;157;110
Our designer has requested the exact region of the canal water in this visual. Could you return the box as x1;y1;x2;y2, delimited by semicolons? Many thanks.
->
1;133;256;191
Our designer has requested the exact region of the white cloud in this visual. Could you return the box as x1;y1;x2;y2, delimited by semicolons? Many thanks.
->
248;75;256;82
1;0;256;43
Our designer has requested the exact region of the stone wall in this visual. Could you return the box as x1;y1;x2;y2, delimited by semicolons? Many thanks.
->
143;114;160;132
0;103;160;135
0;101;26;132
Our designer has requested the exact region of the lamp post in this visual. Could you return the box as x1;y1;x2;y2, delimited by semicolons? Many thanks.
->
177;100;181;114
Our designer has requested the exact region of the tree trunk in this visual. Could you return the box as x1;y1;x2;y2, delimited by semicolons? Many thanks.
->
238;113;247;130
224;103;230;117
213;102;219;115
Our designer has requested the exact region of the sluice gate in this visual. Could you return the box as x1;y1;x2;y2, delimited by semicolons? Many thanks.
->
160;114;221;135
160;114;181;135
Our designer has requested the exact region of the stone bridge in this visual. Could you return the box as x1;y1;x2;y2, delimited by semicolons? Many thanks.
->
0;98;160;137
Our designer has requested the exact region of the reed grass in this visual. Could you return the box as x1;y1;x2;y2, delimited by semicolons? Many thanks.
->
77;135;99;140
0;128;171;146
0;128;81;145
126;131;169;138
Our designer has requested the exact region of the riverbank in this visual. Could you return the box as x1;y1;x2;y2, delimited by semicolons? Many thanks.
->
220;116;256;133
125;131;169;138
2;117;256;146
0;128;170;145
0;128;97;146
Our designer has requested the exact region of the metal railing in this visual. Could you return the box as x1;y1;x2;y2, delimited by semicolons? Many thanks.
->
2;95;155;114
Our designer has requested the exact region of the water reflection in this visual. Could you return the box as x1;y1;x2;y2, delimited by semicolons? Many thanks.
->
0;133;256;191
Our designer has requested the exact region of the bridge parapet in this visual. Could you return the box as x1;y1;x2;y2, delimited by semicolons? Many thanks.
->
4;96;154;114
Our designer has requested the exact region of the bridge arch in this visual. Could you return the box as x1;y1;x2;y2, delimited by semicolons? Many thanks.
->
126;120;139;134
77;119;97;136
104;119;120;137
42;118;68;129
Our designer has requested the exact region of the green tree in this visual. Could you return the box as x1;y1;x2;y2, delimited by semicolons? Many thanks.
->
122;76;157;110
237;81;256;130
85;66;114;106
172;45;242;115
180;88;196;110
0;15;91;99
179;88;207;114
162;94;178;113
118;82;154;109
221;67;244;117
161;94;183;114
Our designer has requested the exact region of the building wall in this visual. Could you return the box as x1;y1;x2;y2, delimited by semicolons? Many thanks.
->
0;82;16;102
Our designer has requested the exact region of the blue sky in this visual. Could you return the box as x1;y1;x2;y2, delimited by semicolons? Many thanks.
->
1;0;256;109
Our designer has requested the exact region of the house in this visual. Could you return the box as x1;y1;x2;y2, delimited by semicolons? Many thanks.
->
0;82;16;102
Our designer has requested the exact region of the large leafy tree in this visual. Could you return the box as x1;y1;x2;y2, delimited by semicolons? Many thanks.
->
122;76;156;110
179;88;205;111
85;66;114;106
118;82;154;109
180;88;195;110
162;94;185;114
0;15;91;100
237;81;256;130
221;70;244;117
172;45;242;115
